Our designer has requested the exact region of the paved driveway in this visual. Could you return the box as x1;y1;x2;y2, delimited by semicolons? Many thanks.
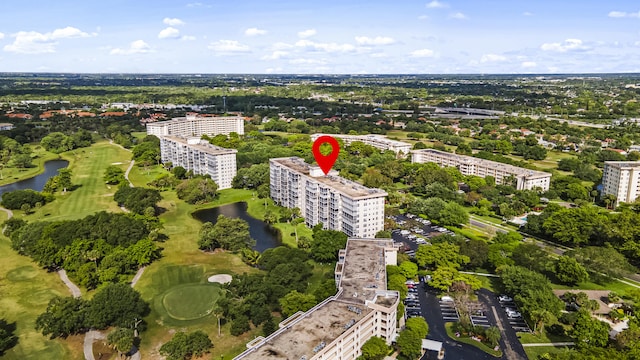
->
477;289;528;360
419;283;502;360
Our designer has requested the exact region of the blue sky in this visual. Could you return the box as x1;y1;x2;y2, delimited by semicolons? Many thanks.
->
0;0;639;73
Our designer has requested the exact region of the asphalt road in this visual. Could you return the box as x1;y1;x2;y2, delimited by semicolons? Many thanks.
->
477;289;528;360
418;282;504;360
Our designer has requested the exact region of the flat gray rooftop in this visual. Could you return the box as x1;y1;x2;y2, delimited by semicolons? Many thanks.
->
162;136;237;155
271;157;387;199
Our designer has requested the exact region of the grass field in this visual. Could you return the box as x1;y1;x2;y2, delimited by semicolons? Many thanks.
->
444;322;502;357
26;141;131;222
162;283;223;320
550;279;639;298
518;330;574;358
0;210;84;360
0;145;59;186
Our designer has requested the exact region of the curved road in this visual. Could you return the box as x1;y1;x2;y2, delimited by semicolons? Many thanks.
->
0;206;13;234
57;269;81;298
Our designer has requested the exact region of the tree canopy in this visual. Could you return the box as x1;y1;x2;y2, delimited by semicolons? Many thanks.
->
198;215;255;251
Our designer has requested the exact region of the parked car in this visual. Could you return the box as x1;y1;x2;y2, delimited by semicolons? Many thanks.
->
507;310;522;319
498;295;513;302
441;296;454;302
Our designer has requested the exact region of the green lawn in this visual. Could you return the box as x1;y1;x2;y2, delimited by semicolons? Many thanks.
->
128;163;169;188
523;345;572;359
0;209;84;360
517;331;574;344
0;145;59;186
26;142;131;222
162;283;222;321
444;322;502;357
550;279;638;298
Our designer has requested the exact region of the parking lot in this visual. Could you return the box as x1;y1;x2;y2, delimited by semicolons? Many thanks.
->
498;296;530;332
390;214;455;255
468;302;491;328
438;298;459;322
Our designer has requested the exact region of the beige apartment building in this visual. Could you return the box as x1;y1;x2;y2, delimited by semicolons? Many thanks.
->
146;114;244;137
233;238;400;360
270;157;387;238
411;149;551;191
601;161;640;207
160;136;237;189
310;134;412;157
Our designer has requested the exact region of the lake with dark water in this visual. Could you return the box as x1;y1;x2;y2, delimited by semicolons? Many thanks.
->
191;202;282;252
0;159;69;197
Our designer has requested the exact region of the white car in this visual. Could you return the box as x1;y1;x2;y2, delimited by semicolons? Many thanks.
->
441;296;454;302
507;310;522;318
400;230;410;235
498;295;513;302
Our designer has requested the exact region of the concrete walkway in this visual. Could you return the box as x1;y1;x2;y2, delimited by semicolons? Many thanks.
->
131;266;146;287
0;206;13;234
124;160;135;188
521;342;575;347
58;269;81;298
83;330;105;360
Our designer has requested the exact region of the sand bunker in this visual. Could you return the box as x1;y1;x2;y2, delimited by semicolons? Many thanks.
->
207;274;232;284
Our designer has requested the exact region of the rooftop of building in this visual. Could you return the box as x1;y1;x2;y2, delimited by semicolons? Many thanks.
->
337;238;394;304
234;238;397;360
270;157;388;199
238;298;372;360
311;133;412;147
411;148;551;178
604;161;640;169
148;115;243;126
161;136;237;155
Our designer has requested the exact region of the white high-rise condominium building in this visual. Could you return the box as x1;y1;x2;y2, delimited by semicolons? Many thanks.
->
270;157;387;238
310;134;412;157
234;238;399;360
411;149;552;191
160;136;237;189
146;114;244;137
601;161;640;207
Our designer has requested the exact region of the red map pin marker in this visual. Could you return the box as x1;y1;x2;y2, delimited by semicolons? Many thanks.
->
312;135;340;175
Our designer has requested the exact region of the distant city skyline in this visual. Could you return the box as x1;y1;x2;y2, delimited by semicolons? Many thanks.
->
1;0;639;74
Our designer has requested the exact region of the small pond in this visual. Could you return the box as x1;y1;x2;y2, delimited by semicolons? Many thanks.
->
192;202;282;252
0;159;69;197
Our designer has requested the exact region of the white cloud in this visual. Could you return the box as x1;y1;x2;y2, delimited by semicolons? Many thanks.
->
272;42;294;50
298;29;317;38
110;40;152;55
480;54;507;62
426;1;448;8
418;15;429;20
523;11;534;16
355;36;395;45
608;11;640;18
450;12;468;19
370;53;388;58
261;51;288;60
541;38;589;52
0;33;4;40
187;2;211;8
521;61;537;68
265;67;282;73
245;27;267;36
289;58;326;65
295;39;355;53
163;18;185;26
181;35;196;41
410;48;435;57
208;40;250;54
4;26;92;54
158;27;180;39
